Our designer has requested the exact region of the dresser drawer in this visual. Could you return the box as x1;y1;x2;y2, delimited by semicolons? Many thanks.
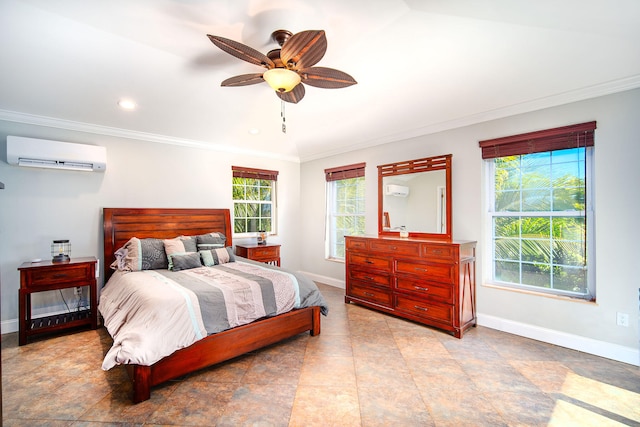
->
395;278;454;304
420;244;456;261
370;240;419;257
395;260;455;284
349;282;392;307
350;269;391;288
23;264;93;288
346;238;368;251
395;295;453;324
421;243;456;261
348;253;392;272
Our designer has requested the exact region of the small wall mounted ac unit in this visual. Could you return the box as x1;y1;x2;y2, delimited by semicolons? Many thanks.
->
385;184;409;197
6;136;106;172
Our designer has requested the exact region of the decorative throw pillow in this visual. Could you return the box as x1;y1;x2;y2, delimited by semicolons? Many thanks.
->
199;247;236;267
164;236;198;271
196;232;227;251
111;237;168;271
179;235;198;252
170;252;202;271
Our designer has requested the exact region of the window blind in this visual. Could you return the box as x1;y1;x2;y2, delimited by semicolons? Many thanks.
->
232;166;279;181
324;162;365;182
478;121;596;159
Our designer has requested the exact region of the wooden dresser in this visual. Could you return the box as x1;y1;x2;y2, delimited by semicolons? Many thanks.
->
345;236;476;338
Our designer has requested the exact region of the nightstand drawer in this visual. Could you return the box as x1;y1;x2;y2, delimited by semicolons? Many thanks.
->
22;263;94;288
235;243;281;266
251;246;279;257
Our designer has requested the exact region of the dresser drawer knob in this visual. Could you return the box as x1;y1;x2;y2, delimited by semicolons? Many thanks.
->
52;274;68;279
365;260;374;264
414;305;428;311
431;249;443;254
364;292;375;297
414;267;428;272
414;286;429;292
364;276;374;281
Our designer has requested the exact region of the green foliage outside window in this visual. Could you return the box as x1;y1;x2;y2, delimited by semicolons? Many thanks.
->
330;177;365;259
492;148;589;296
232;177;274;234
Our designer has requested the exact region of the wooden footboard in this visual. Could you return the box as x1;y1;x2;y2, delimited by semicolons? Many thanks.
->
128;305;321;403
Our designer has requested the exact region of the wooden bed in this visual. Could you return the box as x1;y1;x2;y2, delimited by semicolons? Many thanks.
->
102;208;321;403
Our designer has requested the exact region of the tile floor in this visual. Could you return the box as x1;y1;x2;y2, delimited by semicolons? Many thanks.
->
2;283;640;426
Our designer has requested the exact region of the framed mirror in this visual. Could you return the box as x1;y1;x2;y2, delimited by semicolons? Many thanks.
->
378;154;452;241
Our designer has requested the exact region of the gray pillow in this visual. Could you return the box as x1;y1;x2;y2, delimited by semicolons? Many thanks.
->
196;232;227;250
170;252;202;271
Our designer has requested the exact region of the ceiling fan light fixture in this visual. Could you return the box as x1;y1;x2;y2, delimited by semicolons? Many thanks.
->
263;68;301;93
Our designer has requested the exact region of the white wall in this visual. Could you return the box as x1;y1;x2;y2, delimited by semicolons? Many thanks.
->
0;121;302;332
300;88;640;364
2;89;638;364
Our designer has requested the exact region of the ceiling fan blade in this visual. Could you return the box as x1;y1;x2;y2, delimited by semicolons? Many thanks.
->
300;67;357;89
207;34;275;69
276;84;305;104
221;73;265;87
280;30;327;70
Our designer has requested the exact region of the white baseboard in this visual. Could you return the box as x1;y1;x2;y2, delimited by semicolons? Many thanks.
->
1;318;18;335
299;271;345;289
300;273;639;366
6;283;635;367
478;313;639;366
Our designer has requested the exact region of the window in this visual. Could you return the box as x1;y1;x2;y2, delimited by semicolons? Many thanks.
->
325;163;366;259
479;122;596;299
232;166;278;236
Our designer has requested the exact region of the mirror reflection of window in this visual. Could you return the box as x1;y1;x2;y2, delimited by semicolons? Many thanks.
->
382;170;446;234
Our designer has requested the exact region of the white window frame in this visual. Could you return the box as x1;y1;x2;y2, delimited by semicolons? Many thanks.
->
485;147;595;299
325;176;366;260
232;176;277;238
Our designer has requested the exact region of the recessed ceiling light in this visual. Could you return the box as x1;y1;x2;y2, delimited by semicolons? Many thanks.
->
248;128;260;135
118;99;137;110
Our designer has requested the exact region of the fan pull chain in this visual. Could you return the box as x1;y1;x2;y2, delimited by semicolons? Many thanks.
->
281;100;286;133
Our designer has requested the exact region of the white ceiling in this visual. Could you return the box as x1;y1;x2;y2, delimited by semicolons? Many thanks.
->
2;0;640;162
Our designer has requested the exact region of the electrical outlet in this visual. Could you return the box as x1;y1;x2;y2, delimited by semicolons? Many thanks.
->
616;312;629;327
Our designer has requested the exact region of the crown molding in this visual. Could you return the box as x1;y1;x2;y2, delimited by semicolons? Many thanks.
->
0;109;301;163
2;75;639;164
300;75;640;162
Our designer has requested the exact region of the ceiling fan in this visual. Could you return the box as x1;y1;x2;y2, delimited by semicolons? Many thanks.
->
206;29;357;104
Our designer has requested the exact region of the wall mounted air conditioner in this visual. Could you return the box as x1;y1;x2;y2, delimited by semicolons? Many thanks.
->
385;184;409;197
6;136;106;172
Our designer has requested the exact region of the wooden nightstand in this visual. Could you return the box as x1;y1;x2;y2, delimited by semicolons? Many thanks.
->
18;256;98;345
235;243;281;266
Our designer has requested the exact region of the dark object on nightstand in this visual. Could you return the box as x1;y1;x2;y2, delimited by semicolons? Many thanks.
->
235;243;281;266
18;256;98;345
51;239;71;263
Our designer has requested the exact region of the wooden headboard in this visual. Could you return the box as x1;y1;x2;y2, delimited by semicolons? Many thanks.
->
103;208;232;281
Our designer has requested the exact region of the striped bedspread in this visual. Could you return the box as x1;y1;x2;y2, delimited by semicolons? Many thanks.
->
99;259;328;369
